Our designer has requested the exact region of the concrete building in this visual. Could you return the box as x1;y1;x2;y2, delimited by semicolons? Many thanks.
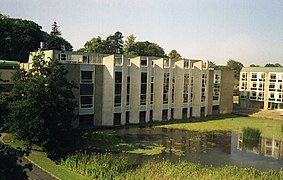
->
239;67;283;110
26;50;233;127
0;60;20;93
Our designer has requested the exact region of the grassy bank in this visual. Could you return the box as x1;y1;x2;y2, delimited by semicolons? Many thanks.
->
2;134;90;180
61;153;283;180
159;116;283;140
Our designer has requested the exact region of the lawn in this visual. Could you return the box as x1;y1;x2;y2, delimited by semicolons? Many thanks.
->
159;116;283;140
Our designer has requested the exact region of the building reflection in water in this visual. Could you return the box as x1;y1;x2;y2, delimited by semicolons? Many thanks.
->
236;132;283;160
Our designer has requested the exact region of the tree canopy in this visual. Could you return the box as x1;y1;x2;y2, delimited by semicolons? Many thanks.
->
226;59;243;79
7;53;77;158
264;63;282;67
168;50;182;59
0;14;73;62
82;31;123;54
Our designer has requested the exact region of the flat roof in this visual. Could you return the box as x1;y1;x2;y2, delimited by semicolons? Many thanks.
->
241;67;283;73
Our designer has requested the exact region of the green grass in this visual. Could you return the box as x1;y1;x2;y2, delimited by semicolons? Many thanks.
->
2;134;90;180
61;153;283;180
159;116;283;140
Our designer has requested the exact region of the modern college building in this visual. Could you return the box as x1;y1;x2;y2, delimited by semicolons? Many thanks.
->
26;50;233;127
239;67;283;110
0;60;20;93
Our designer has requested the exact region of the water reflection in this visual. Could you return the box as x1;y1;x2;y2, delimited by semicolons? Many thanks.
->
236;132;283;160
106;127;283;171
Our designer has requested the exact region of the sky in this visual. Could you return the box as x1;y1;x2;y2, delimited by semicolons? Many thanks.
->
1;0;283;66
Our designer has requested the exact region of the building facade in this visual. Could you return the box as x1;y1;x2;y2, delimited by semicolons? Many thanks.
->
239;67;283;110
0;60;20;93
27;50;233;127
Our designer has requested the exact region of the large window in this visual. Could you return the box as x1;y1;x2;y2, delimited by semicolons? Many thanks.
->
126;76;130;105
150;76;154;104
183;74;190;103
163;73;170;104
140;73;147;105
201;74;207;102
81;71;93;82
172;77;175;103
115;72;122;106
80;71;93;108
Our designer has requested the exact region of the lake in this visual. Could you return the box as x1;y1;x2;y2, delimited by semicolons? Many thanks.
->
109;127;283;171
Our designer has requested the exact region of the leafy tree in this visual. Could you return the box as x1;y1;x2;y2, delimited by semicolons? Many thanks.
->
226;59;243;79
124;34;136;55
0;14;44;62
43;32;73;51
126;41;165;57
0;143;31;179
83;31;123;54
0;14;73;62
265;63;282;67
250;64;259;67
168;50;181;59
208;61;217;68
50;21;61;36
7;53;77;159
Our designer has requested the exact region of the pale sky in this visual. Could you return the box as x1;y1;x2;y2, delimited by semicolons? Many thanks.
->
1;0;283;66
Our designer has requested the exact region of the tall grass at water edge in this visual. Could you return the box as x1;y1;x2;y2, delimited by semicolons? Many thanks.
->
61;153;283;180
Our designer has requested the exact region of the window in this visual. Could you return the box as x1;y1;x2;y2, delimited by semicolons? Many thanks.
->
241;82;247;90
80;96;93;108
139;111;146;123
140;58;147;66
269;92;275;101
258;83;264;91
201;74;206;102
172;77;175;103
114;72;122;106
269;83;275;91
170;109;174;120
251;82;257;90
251;73;257;80
270;74;276;82
81;71;93;82
241;73;247;81
162;110;168;121
113;113;121;125
126;76;130;105
184;61;190;69
79;114;93;127
140;73;147;105
250;91;257;100
150;76;154;104
163;73;170;104
183;74;190;103
60;54;66;60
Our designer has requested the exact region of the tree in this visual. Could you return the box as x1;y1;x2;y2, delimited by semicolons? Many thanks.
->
0;14;44;62
124;34;136;55
43;32;73;51
0;14;73;62
50;22;61;36
168;50;181;59
106;31;124;54
250;64;259;67
0;143;31;179
265;63;282;67
208;61;217;69
126;41;165;57
7;53;77;159
226;59;243;79
82;31;123;54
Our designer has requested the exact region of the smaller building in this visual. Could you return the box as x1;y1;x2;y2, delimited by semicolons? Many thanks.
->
0;60;20;93
239;67;283;110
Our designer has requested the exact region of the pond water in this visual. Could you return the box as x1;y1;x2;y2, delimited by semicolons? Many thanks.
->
111;127;283;171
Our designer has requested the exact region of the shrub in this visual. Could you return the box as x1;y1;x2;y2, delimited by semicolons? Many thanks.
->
243;127;261;149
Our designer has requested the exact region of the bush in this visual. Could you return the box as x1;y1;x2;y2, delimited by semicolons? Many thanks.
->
0;143;31;179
